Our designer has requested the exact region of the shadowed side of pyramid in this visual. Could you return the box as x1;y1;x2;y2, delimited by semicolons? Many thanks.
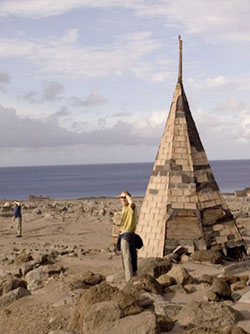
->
136;37;245;259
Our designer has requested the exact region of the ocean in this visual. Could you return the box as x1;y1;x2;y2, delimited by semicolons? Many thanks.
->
0;160;249;200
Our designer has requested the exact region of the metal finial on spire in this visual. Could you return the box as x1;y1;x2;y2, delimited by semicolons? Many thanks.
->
178;35;182;83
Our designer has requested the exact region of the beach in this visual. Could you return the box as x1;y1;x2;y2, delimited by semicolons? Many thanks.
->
0;195;250;333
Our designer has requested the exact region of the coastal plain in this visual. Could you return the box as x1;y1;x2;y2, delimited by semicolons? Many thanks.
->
0;195;250;333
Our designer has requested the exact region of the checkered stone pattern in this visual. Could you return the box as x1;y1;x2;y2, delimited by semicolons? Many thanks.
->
137;82;245;258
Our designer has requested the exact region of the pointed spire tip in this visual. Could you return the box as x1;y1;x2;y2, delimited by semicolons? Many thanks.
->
178;35;183;83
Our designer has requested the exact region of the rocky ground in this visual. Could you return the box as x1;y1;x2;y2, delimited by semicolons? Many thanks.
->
0;195;250;334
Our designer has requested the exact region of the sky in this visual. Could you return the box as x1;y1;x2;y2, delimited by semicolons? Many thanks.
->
1;0;250;166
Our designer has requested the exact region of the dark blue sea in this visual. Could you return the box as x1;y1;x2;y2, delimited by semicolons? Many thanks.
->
0;160;249;200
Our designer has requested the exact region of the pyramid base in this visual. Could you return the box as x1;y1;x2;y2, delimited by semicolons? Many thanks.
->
164;238;246;260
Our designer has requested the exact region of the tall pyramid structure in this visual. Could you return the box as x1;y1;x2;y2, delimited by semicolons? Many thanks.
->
136;36;245;258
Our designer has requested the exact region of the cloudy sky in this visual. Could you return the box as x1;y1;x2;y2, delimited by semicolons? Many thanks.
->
1;0;250;166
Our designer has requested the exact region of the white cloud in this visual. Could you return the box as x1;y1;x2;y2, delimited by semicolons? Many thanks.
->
188;75;229;91
0;103;166;148
1;0;250;41
60;29;79;44
22;91;39;103
72;89;108;107
0;71;10;84
0;0;124;18
0;31;164;81
216;98;247;112
195;103;250;145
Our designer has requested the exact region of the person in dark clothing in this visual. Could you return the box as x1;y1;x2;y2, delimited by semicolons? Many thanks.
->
13;201;22;237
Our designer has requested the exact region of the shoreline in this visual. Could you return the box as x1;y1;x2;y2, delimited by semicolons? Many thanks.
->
0;192;238;202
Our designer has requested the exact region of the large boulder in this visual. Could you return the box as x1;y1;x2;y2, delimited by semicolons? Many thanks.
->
138;258;172;278
93;311;159;334
175;302;240;328
82;301;123;333
68;282;142;333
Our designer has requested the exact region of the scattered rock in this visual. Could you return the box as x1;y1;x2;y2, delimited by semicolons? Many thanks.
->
82;301;123;333
211;278;231;299
167;264;194;285
239;290;250;303
2;276;27;295
200;274;215;285
0;287;31;307
25;267;49;290
122;274;164;296
68;282;142;333
156;273;176;287
14;252;33;265
191;249;223;264
231;280;247;291
175;302;240;328
138;257;172;278
204;290;220;302
93;311;159;334
153;300;183;320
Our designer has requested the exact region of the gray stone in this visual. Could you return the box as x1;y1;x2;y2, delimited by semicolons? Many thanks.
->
25;267;49;290
153;301;183;319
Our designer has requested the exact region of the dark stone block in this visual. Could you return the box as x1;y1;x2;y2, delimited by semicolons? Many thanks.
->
182;174;194;183
149;189;158;195
194;164;210;170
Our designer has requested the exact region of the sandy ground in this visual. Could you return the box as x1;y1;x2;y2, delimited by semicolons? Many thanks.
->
0;195;250;333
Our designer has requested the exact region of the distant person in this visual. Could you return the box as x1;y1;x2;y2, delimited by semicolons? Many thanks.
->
117;190;138;281
12;201;22;237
